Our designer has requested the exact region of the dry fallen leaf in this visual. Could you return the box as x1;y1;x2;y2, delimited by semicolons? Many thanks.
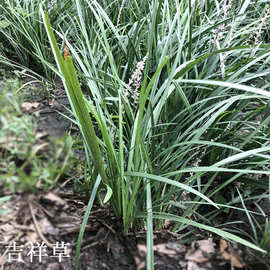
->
185;238;216;263
137;244;147;255
36;132;48;139
48;99;60;107
40;192;67;208
167;241;186;254
154;243;177;255
153;242;186;257
134;255;146;270
21;102;40;111
220;239;245;268
39;217;59;236
187;260;213;270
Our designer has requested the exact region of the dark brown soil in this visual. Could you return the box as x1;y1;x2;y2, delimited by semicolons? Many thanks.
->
0;190;240;270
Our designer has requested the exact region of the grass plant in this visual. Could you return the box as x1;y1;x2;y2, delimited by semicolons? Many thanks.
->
1;0;270;269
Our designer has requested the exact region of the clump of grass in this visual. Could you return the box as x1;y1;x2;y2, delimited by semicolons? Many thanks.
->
0;0;75;80
1;0;269;268
40;1;270;268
